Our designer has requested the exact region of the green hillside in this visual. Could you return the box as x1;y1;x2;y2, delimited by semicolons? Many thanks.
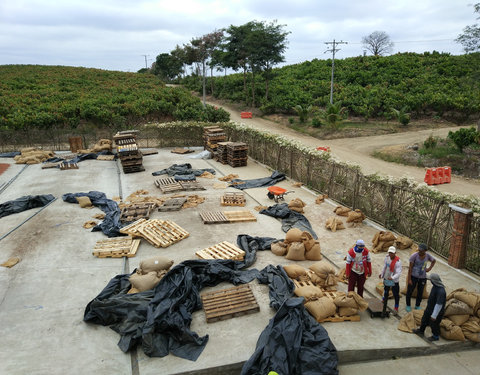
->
185;52;480;122
0;65;229;130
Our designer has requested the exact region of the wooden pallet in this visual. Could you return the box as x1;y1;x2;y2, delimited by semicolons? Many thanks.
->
42;162;61;169
97;154;115;161
201;284;259;323
221;192;246;206
123;165;145;174
92;237;140;258
223;210;256;223
179;180;205;191
119;218;147;237
154;177;184;193
120;203;155;223
59;162;78;170
227;142;248;151
140;149;158;156
171;148;195;154
115;138;137;146
137;219;189;248
158;197;187;212
199;210;256;224
196;241;245;260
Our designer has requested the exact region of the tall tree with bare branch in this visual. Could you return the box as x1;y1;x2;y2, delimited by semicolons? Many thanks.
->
362;31;394;56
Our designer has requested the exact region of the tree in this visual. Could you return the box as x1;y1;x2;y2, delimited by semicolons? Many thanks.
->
456;3;480;52
153;53;183;81
362;31;394;56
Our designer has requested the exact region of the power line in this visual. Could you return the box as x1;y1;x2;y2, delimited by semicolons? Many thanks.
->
324;39;347;104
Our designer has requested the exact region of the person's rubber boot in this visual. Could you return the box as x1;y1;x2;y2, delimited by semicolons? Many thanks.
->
427;335;439;342
406;306;412;312
412;329;424;336
414;306;421;310
393;306;399;315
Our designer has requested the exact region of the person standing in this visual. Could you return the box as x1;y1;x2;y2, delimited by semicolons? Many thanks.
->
405;243;436;312
379;246;402;315
345;239;372;297
413;273;446;341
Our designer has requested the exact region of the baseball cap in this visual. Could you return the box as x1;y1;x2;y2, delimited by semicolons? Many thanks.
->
388;246;396;253
418;243;427;251
356;239;365;246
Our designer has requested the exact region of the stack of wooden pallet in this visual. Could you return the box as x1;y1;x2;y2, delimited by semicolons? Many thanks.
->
114;131;144;174
227;142;248;167
203;126;226;154
215;141;231;164
92;236;141;258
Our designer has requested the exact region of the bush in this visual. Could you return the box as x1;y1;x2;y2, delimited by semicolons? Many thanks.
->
423;134;438;149
392;106;410;126
311;117;322;128
448;127;480;151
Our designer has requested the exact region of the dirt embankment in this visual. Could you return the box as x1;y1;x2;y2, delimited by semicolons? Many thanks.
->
206;98;480;198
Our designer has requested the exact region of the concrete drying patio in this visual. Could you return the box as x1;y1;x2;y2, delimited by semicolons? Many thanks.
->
0;147;479;375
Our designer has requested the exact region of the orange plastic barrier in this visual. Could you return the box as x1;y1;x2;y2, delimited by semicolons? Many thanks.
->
424;166;451;185
240;112;252;119
316;146;331;152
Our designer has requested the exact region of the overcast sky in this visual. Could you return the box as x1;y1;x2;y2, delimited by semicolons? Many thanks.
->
0;0;477;72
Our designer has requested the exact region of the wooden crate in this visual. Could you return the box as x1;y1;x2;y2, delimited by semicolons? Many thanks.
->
137;219;189;248
92;237;140;258
201;284;259;323
221;192;246;206
196;241;245;260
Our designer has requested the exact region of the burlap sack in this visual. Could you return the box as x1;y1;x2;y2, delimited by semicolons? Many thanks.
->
303;238;316;252
285;228;303;243
129;271;162;292
305;297;337;321
325;217;345;232
338;307;359;317
301;231;313;242
400;283;429;299
336;268;348;284
283;264;307;279
376;282;393;299
461;317;480;342
372;231;396;253
334;206;351;216
448;288;480;310
285;242;306;261
305;242;322;261
309;272;323;285
395;236;413;250
309;261;336;279
349;291;369;311
76;196;93;208
139;256;174;274
288;198;306;213
448;314;471;326
445;299;473;316
271;241;288;256
333;293;358;309
440;319;465;341
83;220;97;229
346;209;365;224
398;312;418;333
413;309;424;325
315;194;328;204
1;257;20;268
294;285;324;301
127;287;140;294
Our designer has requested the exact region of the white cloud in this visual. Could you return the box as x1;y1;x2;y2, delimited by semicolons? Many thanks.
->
0;0;476;71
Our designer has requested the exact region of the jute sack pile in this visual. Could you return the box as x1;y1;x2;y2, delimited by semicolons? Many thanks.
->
283;264;307;279
128;256;174;293
276;228;322;261
78;139;112;154
14;148;55;164
447;288;480;316
333;206;351;216
346;209;366;224
309;261;337;288
444;299;473;326
294;285;325;302
461;317;480;342
288;198;306;213
333;291;368;317
372;231;396;253
315;194;328;204
325;217;345;232
397;310;425;333
440;318;466;341
336;267;348;284
395;236;413;250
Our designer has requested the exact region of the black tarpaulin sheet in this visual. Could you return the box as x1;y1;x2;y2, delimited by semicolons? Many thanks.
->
260;203;318;239
0;194;55;218
241;265;338;375
0;152;21;158
230;170;286;190
44;151;115;165
236;234;279;268
62;191;122;237
84;259;259;360
151;163;216;178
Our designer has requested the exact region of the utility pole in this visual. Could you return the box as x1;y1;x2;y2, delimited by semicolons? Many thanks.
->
324;39;347;104
141;55;149;69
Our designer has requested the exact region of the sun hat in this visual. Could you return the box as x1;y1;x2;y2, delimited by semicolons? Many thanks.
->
388;246;396;253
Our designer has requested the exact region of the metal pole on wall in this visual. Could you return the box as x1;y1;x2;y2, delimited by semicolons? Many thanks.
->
324;40;347;104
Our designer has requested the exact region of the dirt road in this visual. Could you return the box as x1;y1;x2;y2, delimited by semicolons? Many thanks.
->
208;99;480;198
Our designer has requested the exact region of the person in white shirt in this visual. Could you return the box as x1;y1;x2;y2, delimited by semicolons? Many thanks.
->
379;246;402;315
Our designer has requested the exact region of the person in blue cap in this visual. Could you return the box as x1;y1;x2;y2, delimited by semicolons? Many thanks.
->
412;273;446;341
345;239;372;297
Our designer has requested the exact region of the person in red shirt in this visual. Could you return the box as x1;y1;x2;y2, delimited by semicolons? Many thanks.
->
345;239;372;297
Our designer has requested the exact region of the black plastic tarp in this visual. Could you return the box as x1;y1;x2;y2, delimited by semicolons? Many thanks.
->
151;163;216;178
84;259;259;360
0;194;55;218
45;151;115;165
241;265;339;375
62;191;122;237
230;170;286;190
0;152;20;158
260;203;318;239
